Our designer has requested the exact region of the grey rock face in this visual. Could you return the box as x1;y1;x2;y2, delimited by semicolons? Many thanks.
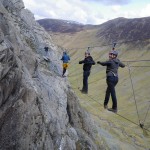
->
3;0;24;13
0;0;105;149
0;28;4;43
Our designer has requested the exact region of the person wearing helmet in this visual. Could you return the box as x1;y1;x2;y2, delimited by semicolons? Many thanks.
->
61;51;70;77
97;50;125;113
79;51;95;94
43;46;51;61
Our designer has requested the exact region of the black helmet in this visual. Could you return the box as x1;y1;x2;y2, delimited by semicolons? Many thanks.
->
44;47;48;51
63;51;67;54
109;50;118;56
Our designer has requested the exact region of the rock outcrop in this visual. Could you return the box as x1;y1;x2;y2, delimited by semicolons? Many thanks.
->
0;0;105;149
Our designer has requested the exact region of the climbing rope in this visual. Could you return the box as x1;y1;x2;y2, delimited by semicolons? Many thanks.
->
78;88;150;132
66;37;150;131
64;37;150;51
129;65;150;67
68;60;150;132
127;63;141;125
82;89;150;132
142;102;150;126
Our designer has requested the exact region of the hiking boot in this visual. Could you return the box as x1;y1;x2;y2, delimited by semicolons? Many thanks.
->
80;90;88;94
62;74;66;77
104;105;108;109
108;108;117;113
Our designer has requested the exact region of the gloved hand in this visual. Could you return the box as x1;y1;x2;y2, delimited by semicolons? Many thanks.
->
79;61;82;64
97;61;101;64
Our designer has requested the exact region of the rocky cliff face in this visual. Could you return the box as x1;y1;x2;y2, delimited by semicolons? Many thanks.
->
0;0;104;149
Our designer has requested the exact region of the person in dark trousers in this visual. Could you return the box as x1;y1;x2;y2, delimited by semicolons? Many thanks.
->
97;50;125;113
61;51;70;77
79;51;95;94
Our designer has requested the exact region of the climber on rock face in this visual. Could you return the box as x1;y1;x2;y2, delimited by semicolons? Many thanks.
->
61;51;70;77
79;51;95;94
43;46;51;61
97;50;125;113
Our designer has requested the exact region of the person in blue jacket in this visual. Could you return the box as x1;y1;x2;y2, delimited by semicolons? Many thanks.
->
61;51;70;77
97;50;125;113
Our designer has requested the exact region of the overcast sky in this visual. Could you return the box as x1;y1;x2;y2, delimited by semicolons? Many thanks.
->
23;0;150;25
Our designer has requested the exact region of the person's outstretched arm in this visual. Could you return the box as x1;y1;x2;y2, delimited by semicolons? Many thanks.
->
97;61;111;66
119;61;125;68
79;60;85;64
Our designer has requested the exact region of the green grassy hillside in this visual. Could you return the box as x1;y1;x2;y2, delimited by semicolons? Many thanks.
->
67;42;150;149
38;17;150;148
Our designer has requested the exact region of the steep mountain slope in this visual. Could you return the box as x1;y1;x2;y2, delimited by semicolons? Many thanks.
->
0;0;109;149
95;17;150;43
37;18;84;33
38;17;150;49
39;17;150;149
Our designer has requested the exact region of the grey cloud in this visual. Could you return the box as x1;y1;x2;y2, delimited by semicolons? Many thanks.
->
22;0;133;25
81;0;132;5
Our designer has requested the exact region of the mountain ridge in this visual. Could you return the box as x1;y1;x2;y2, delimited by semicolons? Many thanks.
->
38;17;150;49
37;18;84;33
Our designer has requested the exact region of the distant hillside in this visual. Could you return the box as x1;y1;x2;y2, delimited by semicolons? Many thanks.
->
38;17;150;49
37;18;84;33
96;17;150;43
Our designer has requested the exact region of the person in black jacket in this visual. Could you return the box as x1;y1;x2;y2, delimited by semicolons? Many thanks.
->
79;51;95;94
97;50;125;113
